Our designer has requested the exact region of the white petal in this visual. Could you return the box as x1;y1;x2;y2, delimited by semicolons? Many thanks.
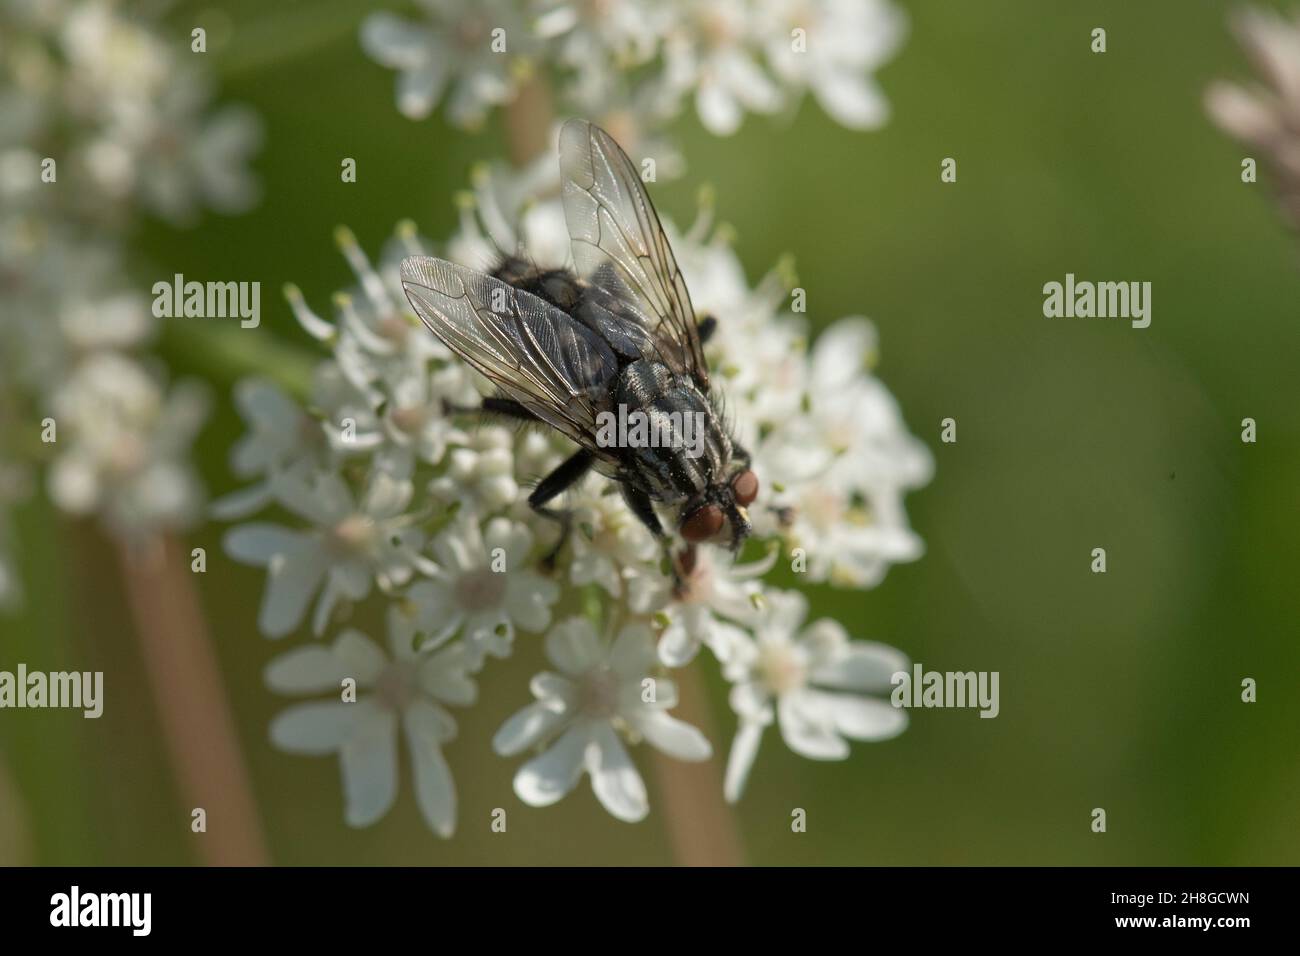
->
417;645;478;706
264;645;350;695
728;681;773;723
811;641;909;692
1204;81;1279;143
493;701;568;757
340;706;399;827
258;541;329;638
544;618;602;675
609;622;655;677
657;621;701;667
815;73;889;129
639;712;712;762
777;692;849;760
269;701;357;754
587;724;648;823
333;629;388;685
210;482;274;520
811;317;876;388
404;703;457;837
513;723;589;807
505;573;559;631
697;82;742;136
223;523;299;566
724;721;764;803
359;13;430;69
807;689;907;741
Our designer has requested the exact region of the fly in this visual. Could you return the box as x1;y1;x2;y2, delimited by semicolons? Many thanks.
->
400;119;759;575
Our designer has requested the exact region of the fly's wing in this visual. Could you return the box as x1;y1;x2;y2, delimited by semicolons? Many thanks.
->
559;118;711;392
400;256;618;455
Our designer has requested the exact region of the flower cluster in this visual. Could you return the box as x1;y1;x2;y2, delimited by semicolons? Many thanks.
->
0;0;261;601
227;154;930;833
1206;5;1300;227
362;0;906;147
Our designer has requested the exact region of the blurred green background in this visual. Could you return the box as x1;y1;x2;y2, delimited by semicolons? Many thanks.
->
3;0;1297;865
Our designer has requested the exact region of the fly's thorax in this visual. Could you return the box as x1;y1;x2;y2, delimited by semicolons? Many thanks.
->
490;257;583;312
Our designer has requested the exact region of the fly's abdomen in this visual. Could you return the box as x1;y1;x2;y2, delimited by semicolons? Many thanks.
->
613;360;729;501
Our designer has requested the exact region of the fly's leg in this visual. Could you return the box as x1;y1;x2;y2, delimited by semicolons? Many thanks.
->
622;483;694;595
443;396;538;422
530;449;595;569
620;482;664;538
697;314;717;344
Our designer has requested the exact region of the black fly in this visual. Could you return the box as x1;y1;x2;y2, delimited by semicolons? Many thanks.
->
400;119;759;573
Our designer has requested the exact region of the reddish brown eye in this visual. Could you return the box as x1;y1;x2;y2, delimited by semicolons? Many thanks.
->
681;504;724;542
731;469;759;507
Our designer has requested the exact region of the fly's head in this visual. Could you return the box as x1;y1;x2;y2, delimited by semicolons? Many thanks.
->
678;467;759;554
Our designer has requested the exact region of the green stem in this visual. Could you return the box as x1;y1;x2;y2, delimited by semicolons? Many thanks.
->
159;320;317;399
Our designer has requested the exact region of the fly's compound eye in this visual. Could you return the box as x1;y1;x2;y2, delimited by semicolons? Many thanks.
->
681;504;725;542
730;469;759;507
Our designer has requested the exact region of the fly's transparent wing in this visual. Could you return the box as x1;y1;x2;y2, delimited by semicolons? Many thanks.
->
400;256;617;453
559;118;711;391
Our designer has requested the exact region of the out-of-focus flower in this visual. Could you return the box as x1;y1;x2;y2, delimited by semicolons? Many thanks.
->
719;590;908;802
493;618;711;822
660;0;784;136
266;623;477;835
46;355;210;537
1207;6;1300;226
760;0;904;129
361;0;538;125
0;0;263;604
360;0;907;155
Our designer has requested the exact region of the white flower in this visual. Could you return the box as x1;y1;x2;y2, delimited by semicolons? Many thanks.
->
564;482;661;600
761;0;904;129
46;353;209;537
286;225;447;399
266;624;477;835
360;0;537;127
647;545;774;667
754;318;932;585
232;378;326;473
660;0;783;136
1206;6;1300;225
535;0;670;113
720;590;907;802
1;0;260;559
224;466;431;638
413;514;559;664
57;0;261;224
377;364;470;473
493;618;711;822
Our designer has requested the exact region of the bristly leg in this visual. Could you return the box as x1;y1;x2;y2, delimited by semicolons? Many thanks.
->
620;481;696;594
530;448;595;569
620;482;664;538
443;396;539;422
